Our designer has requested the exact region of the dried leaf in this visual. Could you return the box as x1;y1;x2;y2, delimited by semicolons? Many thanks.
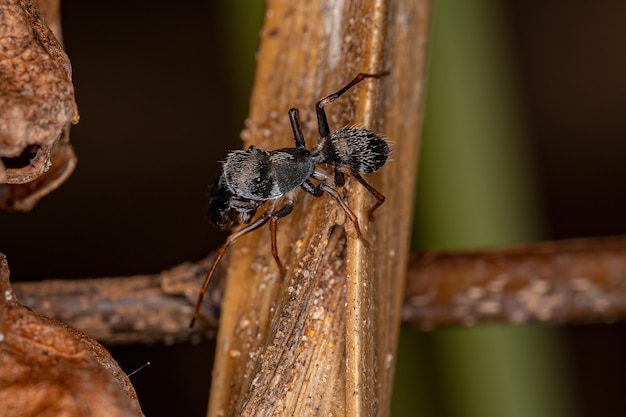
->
0;254;144;417
0;0;79;210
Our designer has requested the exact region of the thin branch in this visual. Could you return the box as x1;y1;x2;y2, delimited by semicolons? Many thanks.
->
12;235;626;347
13;256;224;346
403;235;626;329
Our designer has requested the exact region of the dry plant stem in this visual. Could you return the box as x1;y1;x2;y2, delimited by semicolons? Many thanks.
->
208;1;429;416
404;235;626;329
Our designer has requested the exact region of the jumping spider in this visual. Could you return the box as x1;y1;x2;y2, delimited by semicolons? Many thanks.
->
190;72;391;328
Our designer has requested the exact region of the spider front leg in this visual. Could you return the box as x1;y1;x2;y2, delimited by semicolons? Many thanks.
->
190;198;294;328
190;212;271;328
316;71;390;138
268;196;295;276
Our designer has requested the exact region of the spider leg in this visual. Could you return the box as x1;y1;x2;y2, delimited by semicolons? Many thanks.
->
319;183;369;246
190;209;272;328
301;178;369;246
269;198;295;276
190;197;297;328
334;169;346;187
301;178;324;197
288;108;306;148
316;71;390;138
269;218;282;275
340;166;386;221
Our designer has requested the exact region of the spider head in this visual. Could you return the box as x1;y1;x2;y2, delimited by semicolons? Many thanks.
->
207;171;262;229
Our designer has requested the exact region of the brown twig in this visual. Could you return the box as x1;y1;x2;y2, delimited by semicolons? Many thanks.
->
403;235;626;329
11;236;626;348
13;256;224;346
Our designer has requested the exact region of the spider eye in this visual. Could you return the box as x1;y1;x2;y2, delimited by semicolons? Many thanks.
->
255;177;262;183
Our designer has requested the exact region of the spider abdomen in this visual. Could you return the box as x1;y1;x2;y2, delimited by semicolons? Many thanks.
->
316;127;391;173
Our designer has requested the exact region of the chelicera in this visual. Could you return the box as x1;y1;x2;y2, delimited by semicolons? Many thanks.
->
190;72;391;328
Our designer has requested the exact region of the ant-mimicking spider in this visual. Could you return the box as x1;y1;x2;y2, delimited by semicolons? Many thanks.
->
190;72;391;328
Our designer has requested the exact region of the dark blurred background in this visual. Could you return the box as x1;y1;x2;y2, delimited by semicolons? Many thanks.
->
1;1;625;416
